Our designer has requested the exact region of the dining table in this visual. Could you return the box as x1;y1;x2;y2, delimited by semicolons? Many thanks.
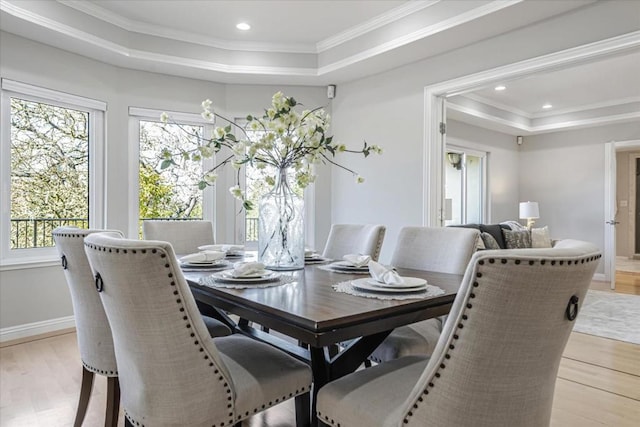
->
183;260;463;427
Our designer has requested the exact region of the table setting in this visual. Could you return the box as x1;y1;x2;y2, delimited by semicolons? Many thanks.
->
197;261;295;289
331;259;445;300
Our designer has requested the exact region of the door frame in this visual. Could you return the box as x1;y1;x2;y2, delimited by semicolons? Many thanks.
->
605;140;640;289
423;32;640;227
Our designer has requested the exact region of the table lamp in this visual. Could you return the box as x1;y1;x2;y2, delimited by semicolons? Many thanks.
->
519;201;539;229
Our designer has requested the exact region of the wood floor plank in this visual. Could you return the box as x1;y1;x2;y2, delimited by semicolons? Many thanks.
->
551;377;640;427
558;357;640;400
563;332;640;376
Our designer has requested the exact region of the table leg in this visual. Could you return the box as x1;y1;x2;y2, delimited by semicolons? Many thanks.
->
310;347;329;427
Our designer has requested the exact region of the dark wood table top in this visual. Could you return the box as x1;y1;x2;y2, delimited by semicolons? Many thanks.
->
185;264;462;347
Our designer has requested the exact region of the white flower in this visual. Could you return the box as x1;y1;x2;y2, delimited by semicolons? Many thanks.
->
214;127;226;139
201;99;213;110
356;175;365;184
203;171;218;184
201;110;214;121
229;185;244;200
160;112;169;124
370;145;383;154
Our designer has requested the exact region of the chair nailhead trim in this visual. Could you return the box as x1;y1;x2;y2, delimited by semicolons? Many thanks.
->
82;361;117;376
402;253;602;424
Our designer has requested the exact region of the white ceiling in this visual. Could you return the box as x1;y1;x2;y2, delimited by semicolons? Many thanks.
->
1;0;639;134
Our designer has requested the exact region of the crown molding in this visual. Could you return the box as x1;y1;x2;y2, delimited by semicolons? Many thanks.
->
318;0;524;75
447;100;640;135
532;96;640;118
316;0;440;52
462;93;533;119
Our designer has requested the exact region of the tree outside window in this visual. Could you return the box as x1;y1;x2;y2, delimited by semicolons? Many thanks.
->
9;98;89;248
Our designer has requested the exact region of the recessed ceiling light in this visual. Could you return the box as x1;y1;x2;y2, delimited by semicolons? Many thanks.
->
494;85;506;91
542;103;553;109
236;22;251;31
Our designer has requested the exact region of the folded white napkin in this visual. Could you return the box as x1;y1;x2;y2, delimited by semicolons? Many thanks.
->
305;248;317;257
232;261;265;277
198;244;244;253
368;260;404;285
343;254;371;267
180;250;226;263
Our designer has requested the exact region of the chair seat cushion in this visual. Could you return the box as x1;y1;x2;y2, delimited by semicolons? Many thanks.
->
202;316;232;337
369;318;442;363
317;355;428;427
215;335;312;420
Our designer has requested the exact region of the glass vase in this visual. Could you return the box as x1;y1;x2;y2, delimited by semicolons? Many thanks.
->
258;168;304;270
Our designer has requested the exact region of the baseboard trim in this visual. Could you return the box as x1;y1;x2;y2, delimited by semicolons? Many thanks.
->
0;316;76;345
593;273;606;282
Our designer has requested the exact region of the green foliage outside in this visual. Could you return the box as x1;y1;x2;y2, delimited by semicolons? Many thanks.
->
10;98;89;248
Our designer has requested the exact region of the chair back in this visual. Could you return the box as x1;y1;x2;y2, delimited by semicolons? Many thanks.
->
84;233;235;425
401;240;601;427
391;226;480;274
52;227;120;376
322;224;386;261
142;220;214;254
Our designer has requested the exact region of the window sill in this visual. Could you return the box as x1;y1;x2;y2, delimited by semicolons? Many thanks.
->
0;257;60;271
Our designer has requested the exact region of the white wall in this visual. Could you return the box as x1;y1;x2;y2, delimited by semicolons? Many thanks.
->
0;31;326;332
331;1;640;263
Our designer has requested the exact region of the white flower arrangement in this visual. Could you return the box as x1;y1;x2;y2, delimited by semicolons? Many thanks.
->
161;92;381;210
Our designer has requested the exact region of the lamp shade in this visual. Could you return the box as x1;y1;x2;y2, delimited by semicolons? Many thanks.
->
519;201;540;219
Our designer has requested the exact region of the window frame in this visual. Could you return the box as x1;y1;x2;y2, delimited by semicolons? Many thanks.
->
0;79;106;268
128;107;216;240
444;143;487;226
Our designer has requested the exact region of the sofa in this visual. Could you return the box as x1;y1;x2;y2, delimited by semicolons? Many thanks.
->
450;222;553;250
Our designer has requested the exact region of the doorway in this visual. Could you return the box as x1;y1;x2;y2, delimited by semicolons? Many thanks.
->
605;140;640;293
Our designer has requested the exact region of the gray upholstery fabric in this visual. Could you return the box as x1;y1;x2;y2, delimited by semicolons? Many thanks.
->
202;315;232;337
481;231;501;250
84;233;311;426
142;220;215;254
322;224;386;261
317;240;601;427
53;227;120;376
370;226;480;362
317;356;428;427
503;228;532;249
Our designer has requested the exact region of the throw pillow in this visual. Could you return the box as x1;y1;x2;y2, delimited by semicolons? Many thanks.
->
503;229;532;249
481;232;501;250
531;226;552;248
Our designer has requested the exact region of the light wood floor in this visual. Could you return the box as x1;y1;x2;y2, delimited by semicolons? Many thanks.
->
2;283;639;426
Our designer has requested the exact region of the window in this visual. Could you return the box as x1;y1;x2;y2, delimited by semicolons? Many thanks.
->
129;108;215;238
444;146;486;226
0;80;105;264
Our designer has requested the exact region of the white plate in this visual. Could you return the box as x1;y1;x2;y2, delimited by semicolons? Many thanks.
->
351;278;426;293
212;271;280;282
305;253;321;259
220;270;272;279
329;261;370;271
366;277;427;289
180;260;227;267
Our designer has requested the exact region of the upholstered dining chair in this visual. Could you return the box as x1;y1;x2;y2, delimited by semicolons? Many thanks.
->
317;240;601;427
83;232;312;427
322;224;386;261
53;227;122;427
142;219;214;254
53;227;232;427
369;226;480;363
